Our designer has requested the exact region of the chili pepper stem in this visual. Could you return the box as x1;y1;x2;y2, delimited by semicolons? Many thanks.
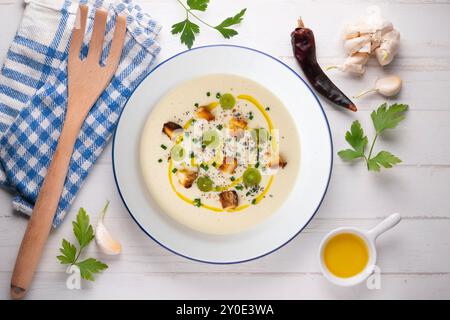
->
297;18;305;28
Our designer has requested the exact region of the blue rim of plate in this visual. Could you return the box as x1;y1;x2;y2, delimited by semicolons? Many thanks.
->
112;44;333;264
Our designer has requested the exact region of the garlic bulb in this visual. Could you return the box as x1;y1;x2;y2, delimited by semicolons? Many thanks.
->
354;75;403;98
336;6;401;74
95;201;122;255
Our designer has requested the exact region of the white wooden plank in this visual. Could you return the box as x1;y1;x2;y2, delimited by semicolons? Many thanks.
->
1;215;449;274
0;272;449;299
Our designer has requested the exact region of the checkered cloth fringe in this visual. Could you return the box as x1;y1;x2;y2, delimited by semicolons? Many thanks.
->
0;0;160;227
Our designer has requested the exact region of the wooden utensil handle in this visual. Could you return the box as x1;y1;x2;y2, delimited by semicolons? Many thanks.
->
10;120;80;299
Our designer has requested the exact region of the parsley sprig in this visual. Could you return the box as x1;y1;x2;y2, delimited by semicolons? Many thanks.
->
338;103;408;172
172;0;246;49
57;208;107;281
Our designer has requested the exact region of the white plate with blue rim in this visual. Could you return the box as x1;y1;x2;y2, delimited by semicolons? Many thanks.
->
112;45;332;264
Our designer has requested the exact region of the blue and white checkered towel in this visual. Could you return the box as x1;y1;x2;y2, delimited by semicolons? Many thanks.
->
0;0;160;227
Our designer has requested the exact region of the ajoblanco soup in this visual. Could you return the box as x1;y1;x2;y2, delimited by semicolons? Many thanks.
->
140;74;300;234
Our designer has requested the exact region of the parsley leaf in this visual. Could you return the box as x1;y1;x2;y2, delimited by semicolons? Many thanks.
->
338;120;368;161
173;1;246;49
57;205;108;281
338;103;407;172
338;149;365;161
371;103;408;134
75;258;108;282
214;9;247;39
171;19;200;49
368;151;402;172
187;0;209;11
57;239;77;264
72;207;94;249
345;120;368;154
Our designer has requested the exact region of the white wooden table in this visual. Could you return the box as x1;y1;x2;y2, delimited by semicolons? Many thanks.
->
1;0;450;300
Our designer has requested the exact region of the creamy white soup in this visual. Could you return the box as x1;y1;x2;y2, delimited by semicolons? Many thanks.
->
140;74;300;235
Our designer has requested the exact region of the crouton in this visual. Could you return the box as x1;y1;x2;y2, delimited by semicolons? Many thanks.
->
195;106;215;121
219;157;238;175
176;168;198;188
162;122;182;140
270;154;287;169
229;117;247;130
219;190;239;210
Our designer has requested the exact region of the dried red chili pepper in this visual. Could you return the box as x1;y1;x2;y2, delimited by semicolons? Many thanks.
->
291;19;357;112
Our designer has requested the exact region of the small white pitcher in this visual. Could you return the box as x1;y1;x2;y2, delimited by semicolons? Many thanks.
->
319;213;402;287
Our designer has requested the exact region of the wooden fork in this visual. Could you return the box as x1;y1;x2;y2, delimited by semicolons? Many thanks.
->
10;5;126;299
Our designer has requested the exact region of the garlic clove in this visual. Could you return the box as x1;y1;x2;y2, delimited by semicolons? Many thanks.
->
347;52;370;65
326;52;369;75
379;21;394;36
95;201;122;255
375;29;400;66
354;75;402;98
375;75;402;97
375;49;390;66
342;63;366;75
344;35;371;55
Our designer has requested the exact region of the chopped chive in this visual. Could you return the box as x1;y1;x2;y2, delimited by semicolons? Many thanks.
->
200;163;209;171
255;162;260;168
230;176;235;181
158;158;162;163
216;92;221;99
160;144;167;150
194;103;199;108
265;107;270;111
212;161;217;167
216;124;223;130
251;199;257;205
235;185;243;191
193;198;202;207
206;92;211;97
190;152;195;158
172;168;178;173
